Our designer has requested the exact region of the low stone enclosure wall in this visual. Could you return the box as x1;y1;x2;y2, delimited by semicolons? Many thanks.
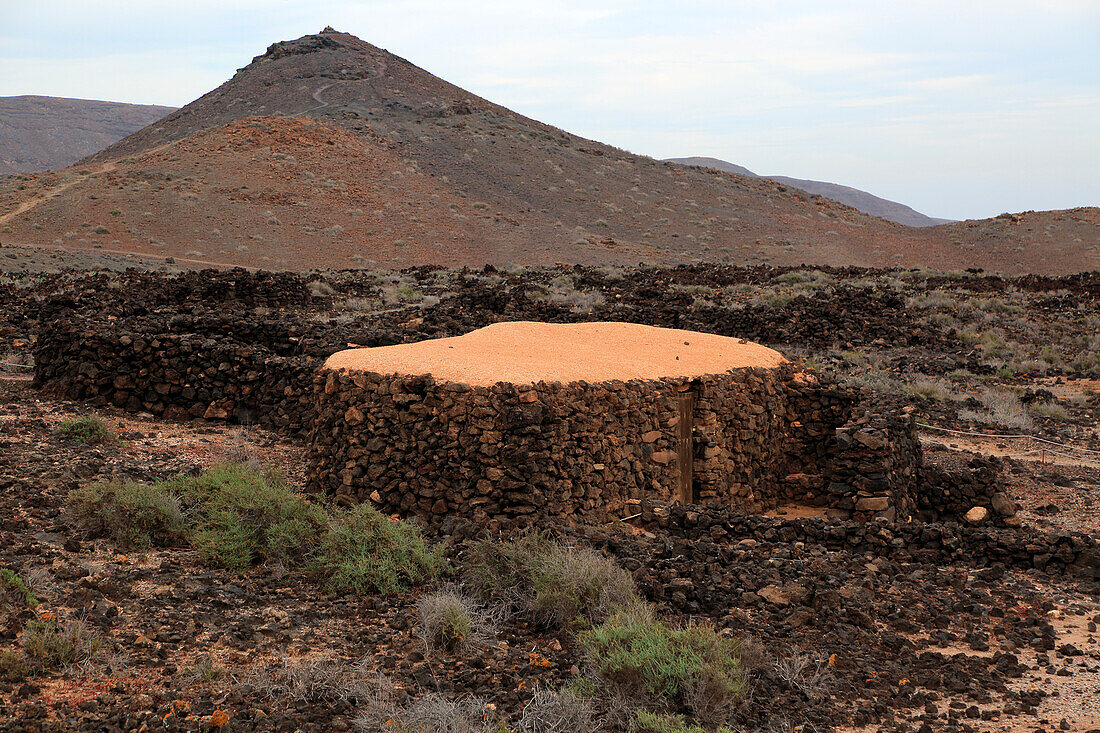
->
632;503;1100;585
307;322;1011;529
35;309;1010;529
306;361;848;525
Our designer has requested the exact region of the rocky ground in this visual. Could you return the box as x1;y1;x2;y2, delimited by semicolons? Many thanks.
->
1;264;1098;732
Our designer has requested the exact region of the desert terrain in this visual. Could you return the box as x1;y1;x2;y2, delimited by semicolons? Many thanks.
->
0;261;1097;732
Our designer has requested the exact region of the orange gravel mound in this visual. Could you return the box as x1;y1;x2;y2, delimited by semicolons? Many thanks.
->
323;321;787;386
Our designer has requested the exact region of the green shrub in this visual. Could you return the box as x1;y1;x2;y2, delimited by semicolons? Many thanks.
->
634;711;710;733
579;610;746;725
68;480;186;550
1;568;37;608
164;464;327;569
1029;402;1068;420
462;533;639;628
0;650;31;681
67;464;443;595
21;617;102;667
313;503;448;595
58;415;116;445
462;531;552;603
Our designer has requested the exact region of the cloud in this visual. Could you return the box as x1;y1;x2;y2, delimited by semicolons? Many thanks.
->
907;75;991;90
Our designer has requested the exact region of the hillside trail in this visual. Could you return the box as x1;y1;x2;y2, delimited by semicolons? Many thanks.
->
291;54;388;119
0;138;185;227
0;240;258;271
0;160;117;226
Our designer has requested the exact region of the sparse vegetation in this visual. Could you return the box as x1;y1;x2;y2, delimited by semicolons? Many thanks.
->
241;656;391;706
462;532;639;629
579;608;746;725
904;376;958;402
1029;401;1069;420
67;463;445;594
355;693;502;733
58;415;117;445
20;616;103;667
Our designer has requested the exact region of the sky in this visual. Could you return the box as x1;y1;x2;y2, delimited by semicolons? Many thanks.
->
2;1;1098;221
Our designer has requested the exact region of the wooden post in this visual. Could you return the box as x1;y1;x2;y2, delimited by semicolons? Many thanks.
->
677;392;695;504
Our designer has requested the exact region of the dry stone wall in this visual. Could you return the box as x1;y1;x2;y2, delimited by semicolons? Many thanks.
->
34;317;321;433
306;363;855;528
32;303;1011;527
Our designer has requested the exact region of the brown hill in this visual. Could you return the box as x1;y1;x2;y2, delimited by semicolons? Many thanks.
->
0;95;175;174
666;156;952;227
0;29;1096;273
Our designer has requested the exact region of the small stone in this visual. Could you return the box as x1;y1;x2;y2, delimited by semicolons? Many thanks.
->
203;404;228;420
991;492;1016;517
964;506;990;524
855;496;890;512
758;584;790;607
344;405;364;426
650;450;676;465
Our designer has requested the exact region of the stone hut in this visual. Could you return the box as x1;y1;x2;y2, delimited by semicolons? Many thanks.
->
306;321;861;528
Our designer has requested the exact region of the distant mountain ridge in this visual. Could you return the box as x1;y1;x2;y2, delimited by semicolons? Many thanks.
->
665;156;952;227
0;29;1095;275
0;96;176;174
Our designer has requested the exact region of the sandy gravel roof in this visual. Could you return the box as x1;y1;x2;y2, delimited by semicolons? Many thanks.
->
323;321;786;386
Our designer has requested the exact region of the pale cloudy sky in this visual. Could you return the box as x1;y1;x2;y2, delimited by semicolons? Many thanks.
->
2;0;1098;220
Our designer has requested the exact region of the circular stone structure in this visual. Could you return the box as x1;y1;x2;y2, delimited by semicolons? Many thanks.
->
307;322;846;527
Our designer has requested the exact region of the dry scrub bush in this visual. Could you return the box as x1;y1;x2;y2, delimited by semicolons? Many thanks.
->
20;616;103;667
417;586;500;652
355;693;502;733
959;388;1033;431
773;651;833;702
515;688;599;733
0;650;31;682
904;376;958;402
67;479;187;550
241;656;393;706
461;533;639;629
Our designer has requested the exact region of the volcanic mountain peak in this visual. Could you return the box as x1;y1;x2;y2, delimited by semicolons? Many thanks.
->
3;29;1097;274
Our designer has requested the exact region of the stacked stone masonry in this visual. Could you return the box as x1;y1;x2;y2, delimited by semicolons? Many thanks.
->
34;309;1012;527
305;363;850;527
